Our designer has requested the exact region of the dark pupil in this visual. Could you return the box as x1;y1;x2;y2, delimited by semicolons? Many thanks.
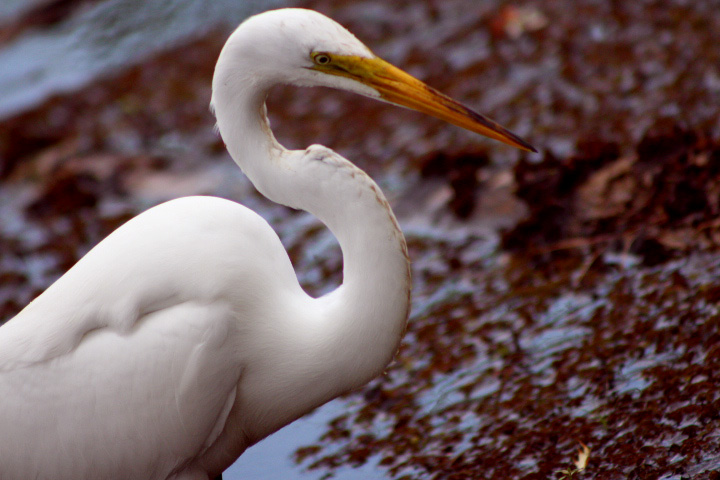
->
318;55;329;64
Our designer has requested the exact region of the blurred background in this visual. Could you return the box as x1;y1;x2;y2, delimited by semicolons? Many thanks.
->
1;0;719;478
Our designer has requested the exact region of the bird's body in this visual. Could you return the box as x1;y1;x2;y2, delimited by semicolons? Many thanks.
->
0;8;533;480
0;192;408;479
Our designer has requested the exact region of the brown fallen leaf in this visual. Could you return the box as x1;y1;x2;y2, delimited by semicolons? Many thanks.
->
576;156;636;220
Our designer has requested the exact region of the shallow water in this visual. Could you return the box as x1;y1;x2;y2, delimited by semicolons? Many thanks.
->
0;0;286;119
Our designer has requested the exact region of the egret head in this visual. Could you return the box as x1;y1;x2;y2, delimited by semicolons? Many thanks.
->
218;9;374;91
218;8;536;152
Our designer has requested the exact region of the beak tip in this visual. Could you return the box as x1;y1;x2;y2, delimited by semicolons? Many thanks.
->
505;133;537;153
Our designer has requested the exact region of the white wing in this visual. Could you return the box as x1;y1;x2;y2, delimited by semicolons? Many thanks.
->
0;196;303;480
0;301;241;479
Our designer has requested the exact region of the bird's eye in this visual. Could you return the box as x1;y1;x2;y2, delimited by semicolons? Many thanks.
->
313;53;332;65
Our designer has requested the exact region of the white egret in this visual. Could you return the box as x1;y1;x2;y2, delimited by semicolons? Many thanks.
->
0;8;535;480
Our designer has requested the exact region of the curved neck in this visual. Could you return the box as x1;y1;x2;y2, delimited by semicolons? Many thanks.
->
212;62;411;398
211;66;282;187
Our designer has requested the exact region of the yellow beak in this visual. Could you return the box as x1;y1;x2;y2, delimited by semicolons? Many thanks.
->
312;54;536;153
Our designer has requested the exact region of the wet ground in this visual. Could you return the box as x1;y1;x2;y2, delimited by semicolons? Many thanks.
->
1;0;719;479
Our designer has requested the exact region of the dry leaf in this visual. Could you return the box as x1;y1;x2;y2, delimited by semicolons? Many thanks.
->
574;442;590;471
576;156;636;220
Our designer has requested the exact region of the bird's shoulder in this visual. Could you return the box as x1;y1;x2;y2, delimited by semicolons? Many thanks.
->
0;196;294;371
